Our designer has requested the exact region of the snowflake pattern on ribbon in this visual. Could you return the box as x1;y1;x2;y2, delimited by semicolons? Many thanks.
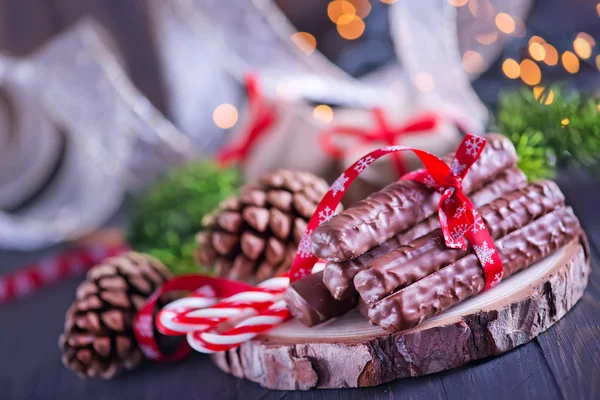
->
135;315;155;338
466;136;485;157
318;206;335;224
453;204;467;219
354;155;375;173
474;241;496;267
422;175;437;188
451;224;471;241
490;271;504;288
331;173;349;197
471;212;486;234
383;145;405;152
450;159;466;175
297;230;313;258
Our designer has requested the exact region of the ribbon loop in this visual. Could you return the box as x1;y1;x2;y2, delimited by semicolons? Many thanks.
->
290;133;504;294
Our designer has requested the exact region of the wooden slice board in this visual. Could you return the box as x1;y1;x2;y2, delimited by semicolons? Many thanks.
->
211;239;590;390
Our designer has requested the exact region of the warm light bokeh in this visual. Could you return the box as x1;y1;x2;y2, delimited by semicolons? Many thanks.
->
448;0;469;6
519;59;541;85
502;58;520;79
213;104;239;129
291;32;317;56
475;32;498;45
562;51;580;74
495;13;515;34
542;43;559;66
313;105;334;123
336;14;365;40
462;51;485;74
529;42;546;61
414;72;435;92
573;37;592;59
327;1;356;23
533;86;554;105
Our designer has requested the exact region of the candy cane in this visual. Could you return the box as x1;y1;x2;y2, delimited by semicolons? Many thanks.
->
156;275;290;336
187;299;290;354
155;285;219;335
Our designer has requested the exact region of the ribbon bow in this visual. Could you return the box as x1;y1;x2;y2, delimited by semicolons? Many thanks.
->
291;133;504;291
216;74;277;165
319;107;440;177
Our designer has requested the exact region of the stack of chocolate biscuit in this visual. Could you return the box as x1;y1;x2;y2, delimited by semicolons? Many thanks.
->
285;134;583;331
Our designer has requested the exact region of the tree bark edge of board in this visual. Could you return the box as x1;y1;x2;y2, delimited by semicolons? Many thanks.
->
211;240;590;390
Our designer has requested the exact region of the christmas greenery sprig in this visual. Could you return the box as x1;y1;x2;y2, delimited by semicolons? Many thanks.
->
498;86;600;180
127;162;242;275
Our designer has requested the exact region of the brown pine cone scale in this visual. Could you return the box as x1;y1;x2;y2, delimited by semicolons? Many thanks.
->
59;252;171;379
195;169;340;283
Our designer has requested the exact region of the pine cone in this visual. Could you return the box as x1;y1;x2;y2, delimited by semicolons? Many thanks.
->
59;252;171;379
195;169;340;283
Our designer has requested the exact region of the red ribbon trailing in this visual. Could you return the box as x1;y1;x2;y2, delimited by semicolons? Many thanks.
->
319;108;440;177
0;243;128;305
215;74;277;166
290;133;504;290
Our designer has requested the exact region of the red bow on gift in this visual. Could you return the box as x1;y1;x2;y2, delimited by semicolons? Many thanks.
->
216;74;277;165
291;133;503;290
319;107;440;177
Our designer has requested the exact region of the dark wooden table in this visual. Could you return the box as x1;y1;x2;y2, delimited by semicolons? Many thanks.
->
0;170;598;400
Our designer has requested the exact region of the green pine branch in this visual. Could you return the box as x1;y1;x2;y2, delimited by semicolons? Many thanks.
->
127;162;242;275
498;87;600;181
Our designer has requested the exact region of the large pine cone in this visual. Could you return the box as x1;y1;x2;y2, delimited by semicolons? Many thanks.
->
59;252;171;378
195;169;340;283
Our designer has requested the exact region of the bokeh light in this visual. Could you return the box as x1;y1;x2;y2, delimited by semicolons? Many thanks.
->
561;51;580;74
475;32;498;45
495;13;515;34
596;55;600;71
542;43;559;66
380;0;399;4
349;0;371;18
533;86;554;105
313;105;334;123
468;0;493;18
414;72;435;92
529;42;546;61
561;118;570;126
502;58;520;79
327;1;356;23
519;59;541;85
462;50;486;74
291;32;317;56
448;0;469;6
213;104;239;129
573;34;593;59
529;36;545;45
336;14;365;40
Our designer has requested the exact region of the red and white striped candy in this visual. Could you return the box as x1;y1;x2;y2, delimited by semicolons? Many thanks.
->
156;275;289;336
187;299;290;354
155;285;219;335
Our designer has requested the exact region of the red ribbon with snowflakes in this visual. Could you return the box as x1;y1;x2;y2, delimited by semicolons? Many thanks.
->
290;132;504;290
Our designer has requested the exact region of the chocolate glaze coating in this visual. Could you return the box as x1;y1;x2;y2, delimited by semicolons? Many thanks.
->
368;206;581;332
355;180;565;303
285;271;357;327
311;134;518;262
323;168;527;300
